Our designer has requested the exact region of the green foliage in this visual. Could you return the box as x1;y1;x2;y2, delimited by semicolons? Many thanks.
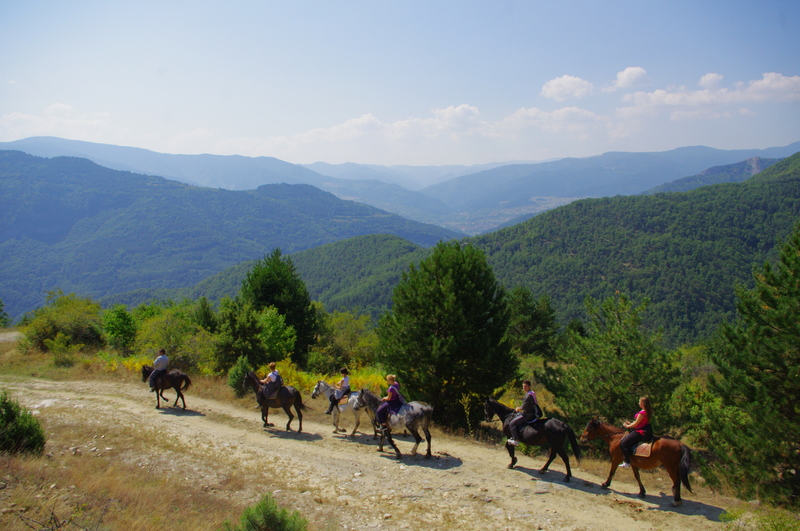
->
239;249;318;367
309;307;378;373
214;299;267;373
43;332;82;367
192;296;218;333
135;302;214;371
102;304;137;354
220;494;307;531
20;290;104;353
506;286;557;360
228;355;254;398
0;298;10;327
255;306;296;363
378;241;517;429
0;390;46;455
540;293;678;426
690;222;800;506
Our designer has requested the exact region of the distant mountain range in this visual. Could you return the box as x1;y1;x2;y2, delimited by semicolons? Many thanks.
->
4;137;798;235
0;150;460;319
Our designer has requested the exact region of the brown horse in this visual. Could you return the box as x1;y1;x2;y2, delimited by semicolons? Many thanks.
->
141;365;192;410
581;418;692;506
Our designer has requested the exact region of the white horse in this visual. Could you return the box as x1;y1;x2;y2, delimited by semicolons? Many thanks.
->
311;380;378;438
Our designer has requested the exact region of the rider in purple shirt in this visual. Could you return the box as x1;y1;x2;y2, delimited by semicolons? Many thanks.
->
376;374;405;432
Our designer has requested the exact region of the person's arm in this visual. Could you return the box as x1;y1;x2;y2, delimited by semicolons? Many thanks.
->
625;412;645;429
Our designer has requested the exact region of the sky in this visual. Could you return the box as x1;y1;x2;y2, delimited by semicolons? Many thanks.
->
1;1;799;166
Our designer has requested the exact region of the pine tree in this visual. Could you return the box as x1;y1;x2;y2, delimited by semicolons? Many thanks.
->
239;249;318;367
541;293;677;425
699;223;800;505
377;241;516;429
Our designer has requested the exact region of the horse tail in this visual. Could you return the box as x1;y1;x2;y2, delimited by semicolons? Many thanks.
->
566;423;582;461
293;387;308;411
181;374;192;391
679;443;692;492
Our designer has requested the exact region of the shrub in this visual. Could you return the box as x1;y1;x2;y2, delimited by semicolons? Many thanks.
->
21;290;104;353
0;390;46;454
228;355;254;398
220;494;307;531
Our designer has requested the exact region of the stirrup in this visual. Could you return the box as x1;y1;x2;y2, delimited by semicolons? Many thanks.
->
508;438;519;446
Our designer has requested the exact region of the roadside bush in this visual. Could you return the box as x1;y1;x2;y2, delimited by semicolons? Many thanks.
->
220;494;307;531
20;290;104;353
228;355;254;398
0;390;46;454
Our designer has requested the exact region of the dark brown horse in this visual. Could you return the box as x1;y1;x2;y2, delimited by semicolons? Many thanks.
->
242;371;306;432
581;418;692;506
141;365;192;410
484;398;581;481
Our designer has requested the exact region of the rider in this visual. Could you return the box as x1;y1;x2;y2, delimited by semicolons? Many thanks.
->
149;349;169;392
619;396;654;468
376;374;405;432
259;362;283;400
326;367;351;415
507;380;540;446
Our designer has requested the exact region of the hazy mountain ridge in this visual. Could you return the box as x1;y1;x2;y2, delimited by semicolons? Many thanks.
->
0;150;460;319
642;157;780;194
4;137;798;236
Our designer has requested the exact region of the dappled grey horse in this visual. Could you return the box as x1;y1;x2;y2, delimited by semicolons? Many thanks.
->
311;380;378;438
355;388;433;458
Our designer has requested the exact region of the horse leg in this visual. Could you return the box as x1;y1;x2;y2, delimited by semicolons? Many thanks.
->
350;410;361;437
540;446;557;474
601;455;622;489
632;465;646;498
384;430;401;459
262;405;271;428
283;405;294;431
423;426;432;458
506;442;518;469
666;461;683;506
295;401;303;433
409;428;421;457
557;447;572;482
172;386;181;408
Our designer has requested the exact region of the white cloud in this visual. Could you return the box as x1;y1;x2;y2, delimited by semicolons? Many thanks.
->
0;105;112;141
540;75;594;101
699;73;723;89
606;67;648;92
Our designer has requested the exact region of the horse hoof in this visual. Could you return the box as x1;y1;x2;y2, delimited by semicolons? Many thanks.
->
671;500;682;507
562;476;571;482
638;492;647;499
538;469;549;475
601;483;609;489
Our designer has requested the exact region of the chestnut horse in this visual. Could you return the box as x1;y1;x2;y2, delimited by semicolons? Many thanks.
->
581;418;692;506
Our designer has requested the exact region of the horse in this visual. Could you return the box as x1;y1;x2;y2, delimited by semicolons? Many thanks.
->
580;418;692;506
242;371;306;432
484;397;581;481
141;365;192;410
354;388;433;459
311;380;378;438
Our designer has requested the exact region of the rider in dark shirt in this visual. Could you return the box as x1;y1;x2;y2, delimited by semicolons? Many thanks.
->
508;380;540;446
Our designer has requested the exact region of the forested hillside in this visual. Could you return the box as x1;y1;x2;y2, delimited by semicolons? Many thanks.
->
0;151;460;319
474;152;800;345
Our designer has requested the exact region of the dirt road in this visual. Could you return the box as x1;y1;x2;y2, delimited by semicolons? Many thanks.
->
0;375;732;531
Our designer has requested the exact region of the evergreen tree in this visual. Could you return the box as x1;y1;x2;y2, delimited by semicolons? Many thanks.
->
377;241;516;429
506;287;557;360
697;223;800;505
0;298;10;327
102;304;137;354
239;249;318;367
541;293;678;425
214;299;267;373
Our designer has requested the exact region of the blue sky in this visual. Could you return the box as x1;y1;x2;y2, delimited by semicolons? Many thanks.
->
1;1;799;166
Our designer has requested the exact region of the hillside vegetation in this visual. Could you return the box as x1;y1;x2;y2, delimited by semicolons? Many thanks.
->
0;150;460;319
182;151;800;347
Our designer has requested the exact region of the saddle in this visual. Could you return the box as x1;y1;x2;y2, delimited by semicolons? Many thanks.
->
633;441;653;457
261;384;281;401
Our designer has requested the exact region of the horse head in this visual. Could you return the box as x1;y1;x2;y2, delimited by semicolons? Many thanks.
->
311;380;323;399
141;365;152;382
580;417;603;443
483;398;496;423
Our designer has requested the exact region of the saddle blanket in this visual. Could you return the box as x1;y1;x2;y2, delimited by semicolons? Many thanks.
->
633;442;652;457
338;397;349;405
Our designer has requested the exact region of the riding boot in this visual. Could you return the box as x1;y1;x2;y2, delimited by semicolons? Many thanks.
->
326;396;335;414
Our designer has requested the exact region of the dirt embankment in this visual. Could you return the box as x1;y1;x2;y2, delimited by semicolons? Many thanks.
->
0;374;734;531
